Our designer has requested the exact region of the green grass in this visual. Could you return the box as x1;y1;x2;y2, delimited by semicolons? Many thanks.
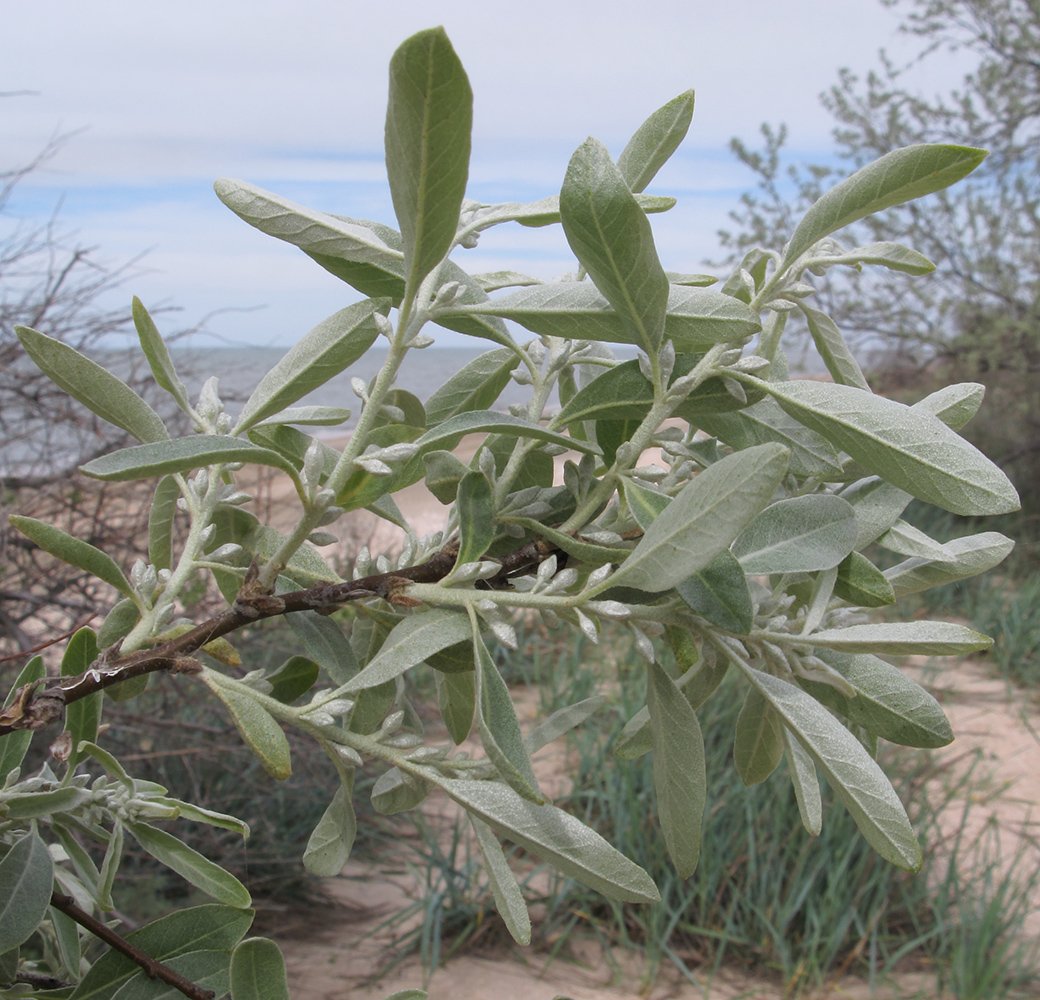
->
386;624;1040;998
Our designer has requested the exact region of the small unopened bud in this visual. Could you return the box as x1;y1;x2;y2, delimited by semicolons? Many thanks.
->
350;377;369;401
307;531;338;547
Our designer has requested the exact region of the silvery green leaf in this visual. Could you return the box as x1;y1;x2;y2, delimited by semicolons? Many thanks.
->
344;610;472;693
560;137;668;353
757;379;1020;516
799;303;869;390
456;282;759;353
524;696;606;755
620;477;671;531
468;192;674;229
436;669;475;746
454;472;494;568
734;686;785;786
783;144;987;266
126;822;252;907
423;348;519;426
666;271;718;286
96;819;124;911
303;778;357;875
61;627;101;770
2;785;92;819
469;815;532;945
804;241;935;275
876;519;954;561
109;949;232;1000
471;270;543;291
251;406;353;428
782;728;822;836
371;766;428;815
610;443;788;593
133;297;192;413
229;937;290;1000
911;382;985;431
733;495;857;574
504;517;630;567
81;436;301;484
201;678;291;780
742;666;921;870
9;515;135;599
147;475;180;571
676;550;754;635
385;27;472;294
885;531;1015;597
618;90;695;193
802;621;992;655
646;661;705;877
474;626;543;803
438;777;660;902
69;907;252;1000
17;325;169;444
799;649;953;748
839;477;912;549
1;655;45;780
0;832;54;952
413;410;600;461
834;551;895;608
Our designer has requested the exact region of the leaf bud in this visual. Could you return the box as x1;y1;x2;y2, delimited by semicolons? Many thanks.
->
354;455;392;476
197;524;216;547
432;280;462;308
215;413;233;435
535;555;559;586
718;348;744;367
380;710;405;736
374;313;394;338
302;440;325;491
196;377;224;420
410;334;435;349
721;377;747;404
193;469;210;496
307;531;338;547
575;609;599;644
353;546;372;579
586;564;613;589
350;377;369;401
487;618;518;650
628;623;655;663
585;600;631;620
511;365;534;386
727;355;771;373
334;745;364;768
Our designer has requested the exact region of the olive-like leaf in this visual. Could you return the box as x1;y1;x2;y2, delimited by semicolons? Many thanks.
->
229;937;290;1000
885;531;1015;597
454;472;494;568
423;347;519;426
560;138;669;353
732;495;857;574
618;90;695;193
385;27;473;294
782;728;822;836
470;814;532;945
17;325;169;444
201;678;292;780
734;687;784;786
9;515;135;599
834;551;896;607
62;627;101;770
804;241;935;275
802;621;992;655
676;550;754;634
148;475;181;571
436;669;475;745
303;777;356;876
799;303;869;390
266;656;320;704
133;297;192;413
0;832;54;953
286;611;359;685
783;144;987;266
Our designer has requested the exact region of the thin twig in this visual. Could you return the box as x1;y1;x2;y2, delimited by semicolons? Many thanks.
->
49;892;216;1000
0;612;97;663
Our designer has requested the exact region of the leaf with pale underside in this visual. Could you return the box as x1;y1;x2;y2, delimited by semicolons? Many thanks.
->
560;138;669;353
133;297;192;413
609;444;788;593
618;90;695;193
804;241;935;275
733;495;857;574
676;551;754;634
885;531;1014;597
202;678;292;780
834;551;895;607
303;775;356;876
470;815;532;945
424;347;519;426
742;666;921;870
912;382;985;430
782;728;822;836
802;621;992;655
229;937;290;1000
646;660;705;877
800;303;869;390
783;144;987;266
385;27;473;295
754;379;1020;516
17;325;169;444
0;832;53;953
454;472;494;568
438;777;660;903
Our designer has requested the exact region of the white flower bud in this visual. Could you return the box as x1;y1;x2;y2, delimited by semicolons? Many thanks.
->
196;377;223;420
335;745;364;767
208;543;244;562
638;352;654;382
374;313;394;338
586;564;613;589
193;469;209;496
585;600;631;620
576;609;599;644
511;365;534;385
353;546;371;578
198;524;216;547
375;554;392;574
508;403;528;416
380;710;405;735
373;442;421;463
718;348;744;367
215;413;233;435
488;619;518;650
629;624;655;663
536;555;558;586
722;377;747;404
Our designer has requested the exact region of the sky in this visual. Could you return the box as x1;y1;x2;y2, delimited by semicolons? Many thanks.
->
2;1;970;348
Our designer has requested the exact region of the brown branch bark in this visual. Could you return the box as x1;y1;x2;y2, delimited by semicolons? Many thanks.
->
0;535;564;736
49;892;216;1000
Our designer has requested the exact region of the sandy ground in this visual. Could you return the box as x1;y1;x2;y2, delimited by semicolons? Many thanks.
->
248;431;1040;999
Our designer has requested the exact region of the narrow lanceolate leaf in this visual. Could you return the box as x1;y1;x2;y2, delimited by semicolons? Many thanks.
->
696;398;843;480
609;444;789;593
560;138;669;353
800;649;953;749
799;303;869;390
840;477;912;549
834;551;896;607
467;192;674;229
423;347;519;426
733;495;857;575
646;661;706;878
438;777;660;903
503;517;630;567
524;696;606;755
133;298;192;413
81;436;302;483
385;27;473;294
62;627;101;770
621;477;671;531
287;610;359;685
755;379;1020;516
783;144;987;265
454;472;494;568
125;822;252;907
742;666;921;870
0;832;54;952
9;516;135;599
474;625;543;804
457;281;759;353
303;779;357;876
0;655;45;779
877;519;953;561
230;938;290;1000
469;815;532;945
782;728;822;836
912;382;985;431
803;621;992;656
371;766;429;815
803;241;935;275
676;550;754;634
885;531;1015;598
233;300;385;433
201;678;291;780
109;950;231;1000
734;687;785;785
618;90;695;193
148;475;181;571
17;325;169;443
266;656;320;704
69;905;253;1000
343;609;472;693
252;405;352;428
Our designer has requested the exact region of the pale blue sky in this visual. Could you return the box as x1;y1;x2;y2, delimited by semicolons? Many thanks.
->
2;1;968;346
